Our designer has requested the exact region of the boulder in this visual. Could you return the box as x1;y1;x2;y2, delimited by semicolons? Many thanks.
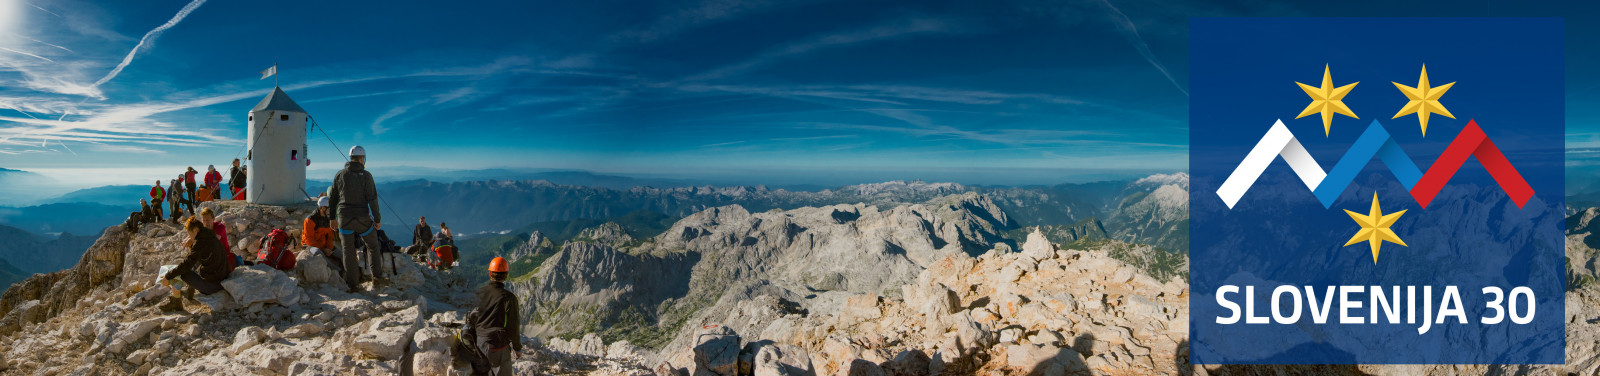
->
108;316;168;354
412;350;451;375
607;340;645;360
841;293;882;323
412;325;454;353
194;290;237;312
693;330;741;376
283;322;324;338
350;305;424;360
222;264;305;307
384;253;424;289
295;253;341;287
1021;229;1056;260
0;299;45;335
741;341;812;376
230;326;270;355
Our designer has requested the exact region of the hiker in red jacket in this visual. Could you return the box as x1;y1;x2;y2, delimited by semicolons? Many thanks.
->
204;165;223;200
184;167;198;216
149;180;165;221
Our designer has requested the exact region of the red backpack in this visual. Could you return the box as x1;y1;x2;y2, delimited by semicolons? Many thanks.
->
256;228;297;271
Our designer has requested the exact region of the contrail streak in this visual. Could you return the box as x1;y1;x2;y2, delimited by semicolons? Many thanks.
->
57;140;77;156
25;36;73;53
25;1;61;18
1097;0;1187;97
92;0;209;87
0;46;54;62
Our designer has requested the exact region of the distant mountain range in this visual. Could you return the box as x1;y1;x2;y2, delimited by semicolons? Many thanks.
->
0;202;136;236
0;168;56;205
0;223;99;276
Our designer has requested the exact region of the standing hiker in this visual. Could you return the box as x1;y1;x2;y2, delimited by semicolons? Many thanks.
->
329;145;387;292
184;167;198;216
228;159;245;200
168;177;184;223
205;165;223;200
469;257;522;375
149;180;165;221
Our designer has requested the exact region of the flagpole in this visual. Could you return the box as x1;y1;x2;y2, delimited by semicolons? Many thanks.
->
275;61;279;87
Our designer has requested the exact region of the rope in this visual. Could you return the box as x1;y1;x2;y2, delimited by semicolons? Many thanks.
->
307;116;409;224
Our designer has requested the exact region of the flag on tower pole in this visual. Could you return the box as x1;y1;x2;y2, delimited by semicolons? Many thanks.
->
259;64;277;80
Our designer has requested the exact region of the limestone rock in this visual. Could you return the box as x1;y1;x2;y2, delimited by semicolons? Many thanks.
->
693;330;741;376
295;253;341;287
229;326;270;355
349;305;424;360
221;264;305;308
1021;229;1056;260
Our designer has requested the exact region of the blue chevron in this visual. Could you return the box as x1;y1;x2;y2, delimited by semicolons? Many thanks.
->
1310;121;1423;208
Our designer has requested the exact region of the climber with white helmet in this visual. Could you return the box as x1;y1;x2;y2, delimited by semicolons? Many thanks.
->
328;145;388;292
303;195;338;259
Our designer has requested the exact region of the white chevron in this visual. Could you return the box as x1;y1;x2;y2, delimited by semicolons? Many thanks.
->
1216;119;1326;209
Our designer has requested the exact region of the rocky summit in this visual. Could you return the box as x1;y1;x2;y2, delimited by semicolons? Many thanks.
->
0;185;1597;375
0;201;652;375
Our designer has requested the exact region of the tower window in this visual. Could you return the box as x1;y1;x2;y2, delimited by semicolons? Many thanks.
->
280;114;289;121
249;116;253;121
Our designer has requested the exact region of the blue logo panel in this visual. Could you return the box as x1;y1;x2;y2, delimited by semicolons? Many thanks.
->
1189;18;1564;364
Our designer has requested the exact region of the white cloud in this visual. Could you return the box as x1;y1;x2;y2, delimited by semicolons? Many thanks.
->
683;15;963;82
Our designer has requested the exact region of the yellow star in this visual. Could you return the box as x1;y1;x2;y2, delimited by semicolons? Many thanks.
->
1295;64;1360;137
1343;193;1407;264
1391;65;1456;137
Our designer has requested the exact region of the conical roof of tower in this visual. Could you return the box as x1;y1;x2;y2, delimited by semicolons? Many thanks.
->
252;87;306;113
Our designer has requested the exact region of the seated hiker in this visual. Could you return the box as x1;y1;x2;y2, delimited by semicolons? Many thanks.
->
303;197;338;257
125;201;146;232
410;216;433;256
161;217;231;298
139;199;156;223
433;223;458;270
198;208;234;269
195;185;214;204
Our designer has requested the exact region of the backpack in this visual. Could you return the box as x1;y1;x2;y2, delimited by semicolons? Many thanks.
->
256;228;297;270
375;229;400;253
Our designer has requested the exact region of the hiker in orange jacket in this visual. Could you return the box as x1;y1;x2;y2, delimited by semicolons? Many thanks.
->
303;196;338;255
195;185;214;204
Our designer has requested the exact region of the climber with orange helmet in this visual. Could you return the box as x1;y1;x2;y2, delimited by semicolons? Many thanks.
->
468;257;522;375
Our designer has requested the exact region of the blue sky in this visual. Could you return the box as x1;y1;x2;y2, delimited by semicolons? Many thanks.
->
0;0;1597;189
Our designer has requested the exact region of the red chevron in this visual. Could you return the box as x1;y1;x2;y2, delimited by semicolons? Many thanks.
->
1409;120;1535;209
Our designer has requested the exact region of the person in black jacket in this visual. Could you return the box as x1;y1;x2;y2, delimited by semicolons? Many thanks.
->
411;216;433;256
227;158;245;200
471;257;521;375
329;145;386;292
162;217;231;299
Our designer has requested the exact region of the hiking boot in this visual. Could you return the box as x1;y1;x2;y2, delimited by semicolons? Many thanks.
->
158;295;185;312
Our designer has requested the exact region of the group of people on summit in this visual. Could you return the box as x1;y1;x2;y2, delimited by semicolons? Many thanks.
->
134;146;519;375
129;160;247;230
